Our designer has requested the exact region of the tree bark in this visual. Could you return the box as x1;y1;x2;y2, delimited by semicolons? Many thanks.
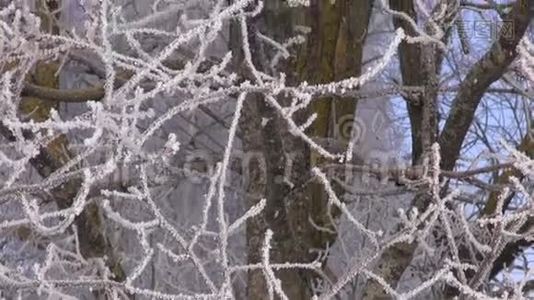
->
233;0;374;298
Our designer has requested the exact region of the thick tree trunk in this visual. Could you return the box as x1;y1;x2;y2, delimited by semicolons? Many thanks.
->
232;1;374;298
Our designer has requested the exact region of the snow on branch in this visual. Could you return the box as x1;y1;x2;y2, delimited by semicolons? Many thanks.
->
1;0;533;299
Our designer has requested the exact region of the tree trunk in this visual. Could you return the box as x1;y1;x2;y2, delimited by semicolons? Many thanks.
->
231;1;374;298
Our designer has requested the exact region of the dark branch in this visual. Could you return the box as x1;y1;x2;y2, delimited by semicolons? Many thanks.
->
439;0;534;171
22;82;105;102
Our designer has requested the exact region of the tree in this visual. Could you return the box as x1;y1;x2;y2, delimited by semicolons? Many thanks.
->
1;0;534;299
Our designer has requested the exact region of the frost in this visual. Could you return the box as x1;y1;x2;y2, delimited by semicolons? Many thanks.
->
0;0;532;299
